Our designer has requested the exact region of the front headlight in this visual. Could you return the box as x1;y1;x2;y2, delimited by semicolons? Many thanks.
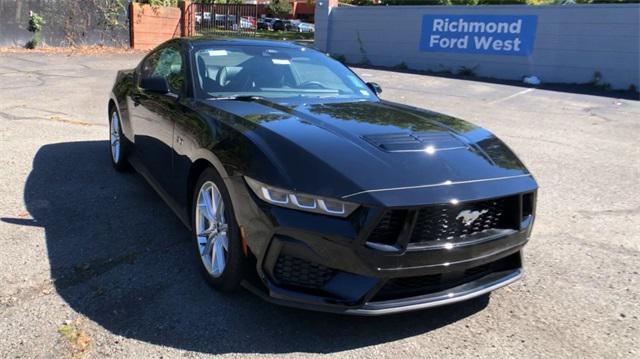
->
245;177;359;218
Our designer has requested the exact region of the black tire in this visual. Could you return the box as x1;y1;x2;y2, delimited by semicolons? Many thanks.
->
109;107;129;172
192;167;245;292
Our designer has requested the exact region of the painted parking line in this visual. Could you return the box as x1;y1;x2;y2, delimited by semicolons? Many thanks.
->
488;88;535;105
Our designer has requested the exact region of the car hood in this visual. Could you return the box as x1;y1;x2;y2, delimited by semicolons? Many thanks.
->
204;98;537;206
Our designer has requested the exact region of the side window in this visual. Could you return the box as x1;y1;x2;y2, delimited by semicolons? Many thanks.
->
139;51;160;80
139;45;185;94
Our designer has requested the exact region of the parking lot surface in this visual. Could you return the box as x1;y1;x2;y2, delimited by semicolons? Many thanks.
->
0;52;638;358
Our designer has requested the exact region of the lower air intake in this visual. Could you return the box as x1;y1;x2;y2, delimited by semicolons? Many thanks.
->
371;252;522;301
273;254;335;289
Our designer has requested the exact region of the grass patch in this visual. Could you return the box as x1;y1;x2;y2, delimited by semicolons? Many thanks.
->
58;323;76;341
255;30;313;41
198;29;313;41
57;319;91;358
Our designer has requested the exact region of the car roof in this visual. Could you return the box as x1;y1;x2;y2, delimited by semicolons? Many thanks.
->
185;37;304;50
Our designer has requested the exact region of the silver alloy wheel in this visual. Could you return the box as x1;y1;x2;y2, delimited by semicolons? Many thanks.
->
195;181;229;278
110;111;121;163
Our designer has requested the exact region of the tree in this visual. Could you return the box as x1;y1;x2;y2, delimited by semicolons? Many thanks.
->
26;12;45;49
267;0;292;18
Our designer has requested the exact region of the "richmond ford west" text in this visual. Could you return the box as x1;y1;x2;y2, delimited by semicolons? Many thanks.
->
429;18;524;51
420;15;537;56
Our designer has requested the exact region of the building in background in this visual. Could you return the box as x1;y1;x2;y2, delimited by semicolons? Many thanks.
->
291;0;315;22
247;0;315;21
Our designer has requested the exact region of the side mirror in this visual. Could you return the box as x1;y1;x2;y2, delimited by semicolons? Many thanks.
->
367;82;382;95
140;77;170;94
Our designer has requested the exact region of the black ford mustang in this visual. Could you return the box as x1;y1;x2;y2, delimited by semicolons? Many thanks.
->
108;37;537;315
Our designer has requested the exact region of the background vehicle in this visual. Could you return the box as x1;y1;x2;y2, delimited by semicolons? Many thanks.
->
211;14;234;28
108;38;537;315
239;17;254;30
272;19;286;31
285;20;301;32
195;12;212;26
257;17;276;31
242;16;256;28
297;22;315;33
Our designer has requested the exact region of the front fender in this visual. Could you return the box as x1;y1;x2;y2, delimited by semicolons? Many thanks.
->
110;69;135;142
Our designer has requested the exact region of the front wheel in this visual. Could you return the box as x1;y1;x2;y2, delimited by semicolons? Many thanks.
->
192;168;245;292
109;108;129;171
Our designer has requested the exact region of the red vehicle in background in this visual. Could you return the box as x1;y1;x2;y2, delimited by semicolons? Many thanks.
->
242;16;256;28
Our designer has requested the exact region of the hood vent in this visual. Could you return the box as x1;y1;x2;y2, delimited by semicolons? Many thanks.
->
363;132;467;153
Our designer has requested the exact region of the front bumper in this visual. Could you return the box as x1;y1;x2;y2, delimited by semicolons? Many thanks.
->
245;265;523;315
229;177;535;315
347;267;522;315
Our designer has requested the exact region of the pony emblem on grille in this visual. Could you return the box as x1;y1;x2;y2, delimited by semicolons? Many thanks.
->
456;209;489;226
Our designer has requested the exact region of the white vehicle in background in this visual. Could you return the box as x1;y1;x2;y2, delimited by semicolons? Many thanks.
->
297;22;315;33
195;12;212;25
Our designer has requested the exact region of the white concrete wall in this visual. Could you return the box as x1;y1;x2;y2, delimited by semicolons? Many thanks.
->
315;4;640;90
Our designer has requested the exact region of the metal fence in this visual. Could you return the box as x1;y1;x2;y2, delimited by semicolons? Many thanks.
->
193;3;266;38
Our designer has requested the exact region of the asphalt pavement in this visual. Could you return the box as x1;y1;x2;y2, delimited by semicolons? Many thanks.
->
0;51;638;358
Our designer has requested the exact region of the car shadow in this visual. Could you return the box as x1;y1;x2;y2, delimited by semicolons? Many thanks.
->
6;140;490;354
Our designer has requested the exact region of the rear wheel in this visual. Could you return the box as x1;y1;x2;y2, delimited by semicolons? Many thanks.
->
192;167;245;291
109;108;129;171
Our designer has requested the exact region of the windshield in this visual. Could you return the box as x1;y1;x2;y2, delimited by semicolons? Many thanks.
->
192;45;375;100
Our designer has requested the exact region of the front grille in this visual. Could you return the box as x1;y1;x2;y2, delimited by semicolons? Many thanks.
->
273;254;335;289
367;196;519;246
410;197;517;244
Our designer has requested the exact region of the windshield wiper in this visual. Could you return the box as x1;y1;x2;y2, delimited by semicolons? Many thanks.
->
207;95;265;101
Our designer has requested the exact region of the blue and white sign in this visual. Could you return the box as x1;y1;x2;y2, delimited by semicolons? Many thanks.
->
420;15;537;56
